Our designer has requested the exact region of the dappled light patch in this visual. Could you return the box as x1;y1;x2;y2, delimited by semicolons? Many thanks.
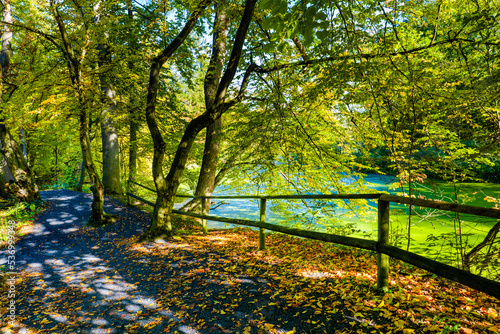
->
2;191;499;333
174;227;500;333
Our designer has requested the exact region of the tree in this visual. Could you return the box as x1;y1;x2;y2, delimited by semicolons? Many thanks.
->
181;2;229;216
0;0;40;201
144;0;257;238
48;0;110;225
97;5;123;196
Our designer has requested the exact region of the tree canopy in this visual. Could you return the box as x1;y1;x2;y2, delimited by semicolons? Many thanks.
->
0;0;499;272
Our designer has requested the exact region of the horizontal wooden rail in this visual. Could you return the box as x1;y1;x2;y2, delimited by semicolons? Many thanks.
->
126;192;155;207
175;193;383;200
380;194;500;219
129;180;157;193
378;243;500;299
172;209;379;251
126;180;500;299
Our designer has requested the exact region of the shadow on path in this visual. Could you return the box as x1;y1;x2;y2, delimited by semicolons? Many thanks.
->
1;190;352;334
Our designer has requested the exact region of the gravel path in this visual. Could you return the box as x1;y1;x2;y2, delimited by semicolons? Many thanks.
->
1;190;352;334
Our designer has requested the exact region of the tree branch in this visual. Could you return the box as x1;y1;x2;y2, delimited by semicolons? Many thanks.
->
154;0;212;67
254;37;490;74
224;62;256;109
213;0;257;107
1;20;62;51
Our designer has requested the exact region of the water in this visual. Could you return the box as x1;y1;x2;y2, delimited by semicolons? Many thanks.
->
173;173;398;230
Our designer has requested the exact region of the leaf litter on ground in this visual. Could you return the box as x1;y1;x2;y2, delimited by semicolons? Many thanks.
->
1;203;499;333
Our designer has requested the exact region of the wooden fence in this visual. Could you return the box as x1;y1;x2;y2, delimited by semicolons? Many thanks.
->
126;179;500;299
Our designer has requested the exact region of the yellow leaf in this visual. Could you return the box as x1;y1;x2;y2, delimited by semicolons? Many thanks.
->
264;323;275;330
378;300;385;308
394;320;405;328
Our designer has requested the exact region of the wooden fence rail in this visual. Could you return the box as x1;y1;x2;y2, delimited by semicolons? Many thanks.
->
126;181;500;299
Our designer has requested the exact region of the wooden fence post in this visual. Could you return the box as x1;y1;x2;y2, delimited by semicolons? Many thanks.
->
377;199;390;290
259;198;267;250
201;196;208;234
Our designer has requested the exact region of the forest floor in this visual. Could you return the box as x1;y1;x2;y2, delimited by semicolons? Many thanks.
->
0;189;498;333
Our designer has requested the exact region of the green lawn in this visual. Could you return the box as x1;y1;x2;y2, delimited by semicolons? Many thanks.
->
343;178;500;279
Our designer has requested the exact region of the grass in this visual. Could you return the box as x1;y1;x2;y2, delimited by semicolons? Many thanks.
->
0;199;44;249
370;179;500;280
1;188;498;333
126;177;500;279
2;224;499;333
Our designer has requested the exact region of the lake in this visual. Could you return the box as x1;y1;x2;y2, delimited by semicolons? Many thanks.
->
174;173;498;269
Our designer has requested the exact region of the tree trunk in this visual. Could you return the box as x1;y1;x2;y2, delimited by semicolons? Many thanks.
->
0;163;8;198
144;0;257;238
75;159;85;191
129;108;139;188
147;113;211;237
191;3;228;215
142;2;212;238
79;109;109;226
51;0;109;225
192;118;221;212
1;155;14;183
181;141;251;211
100;89;123;195
0;0;12;77
0;0;14;198
98;10;123;195
0;0;39;202
0;124;40;201
126;0;138;192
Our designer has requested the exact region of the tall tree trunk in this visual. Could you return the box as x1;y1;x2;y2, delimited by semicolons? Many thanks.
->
193;119;221;211
100;86;123;195
79;106;109;225
51;0;109;225
145;0;257;238
184;3;228;213
0;0;12;76
181;140;251;211
98;10;123;195
75;159;85;191
148;113;212;236
129;108;139;188
0;125;40;201
0;161;9;198
143;1;212;238
1;155;13;183
127;1;138;191
76;119;96;191
0;0;40;202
